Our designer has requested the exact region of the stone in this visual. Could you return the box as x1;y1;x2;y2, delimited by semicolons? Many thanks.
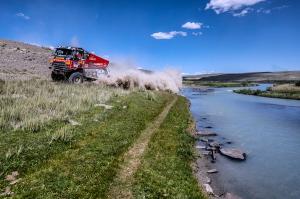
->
200;138;208;142
209;141;220;148
68;119;81;126
196;131;217;136
94;104;113;110
5;171;21;185
10;178;21;185
225;192;242;199
205;126;213;129
5;175;16;182
11;171;19;177
0;187;13;196
207;169;218;174
206;177;211;184
202;151;210;155
195;145;206;149
220;148;246;160
203;184;214;194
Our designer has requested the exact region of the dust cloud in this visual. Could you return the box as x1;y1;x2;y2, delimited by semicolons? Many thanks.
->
96;60;182;93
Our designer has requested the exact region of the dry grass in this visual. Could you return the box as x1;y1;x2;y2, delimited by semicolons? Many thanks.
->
0;79;128;131
270;84;300;93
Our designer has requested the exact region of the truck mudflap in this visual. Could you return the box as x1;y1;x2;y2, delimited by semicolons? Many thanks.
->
83;68;109;79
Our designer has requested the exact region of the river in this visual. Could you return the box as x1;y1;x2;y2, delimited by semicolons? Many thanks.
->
182;85;300;199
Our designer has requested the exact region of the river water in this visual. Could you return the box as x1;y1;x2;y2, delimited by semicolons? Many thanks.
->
182;85;300;199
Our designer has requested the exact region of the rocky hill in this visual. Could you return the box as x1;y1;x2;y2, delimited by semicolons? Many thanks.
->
0;39;52;80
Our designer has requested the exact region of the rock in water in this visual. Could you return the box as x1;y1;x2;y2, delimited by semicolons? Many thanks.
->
209;141;220;148
225;192;242;199
196;131;217;136
203;184;214;194
207;169;218;174
206;177;211;184
200;138;208;142
220;148;246;160
195;145;206;149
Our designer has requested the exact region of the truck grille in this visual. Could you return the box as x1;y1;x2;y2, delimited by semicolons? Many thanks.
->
52;62;69;72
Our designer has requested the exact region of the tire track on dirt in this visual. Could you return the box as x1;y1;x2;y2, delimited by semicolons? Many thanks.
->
107;96;178;199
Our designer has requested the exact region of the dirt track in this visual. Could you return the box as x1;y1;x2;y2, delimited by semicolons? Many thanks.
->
107;96;178;199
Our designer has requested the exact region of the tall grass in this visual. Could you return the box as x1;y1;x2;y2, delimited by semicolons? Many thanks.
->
270;84;300;93
0;79;127;131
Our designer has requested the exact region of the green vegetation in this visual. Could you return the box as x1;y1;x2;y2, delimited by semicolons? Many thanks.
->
0;79;127;131
0;79;206;198
0;88;173;198
133;96;205;199
234;84;300;100
183;80;255;88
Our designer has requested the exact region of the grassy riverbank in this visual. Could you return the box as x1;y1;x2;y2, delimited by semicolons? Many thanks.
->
234;83;300;100
0;79;205;198
133;96;205;198
183;80;255;88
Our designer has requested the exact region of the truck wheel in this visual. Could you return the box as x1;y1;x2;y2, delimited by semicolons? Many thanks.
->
51;72;61;81
69;72;83;84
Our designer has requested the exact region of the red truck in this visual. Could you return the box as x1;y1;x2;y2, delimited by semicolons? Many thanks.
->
49;47;109;83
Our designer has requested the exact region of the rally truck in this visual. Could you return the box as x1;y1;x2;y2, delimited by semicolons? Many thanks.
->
49;46;109;83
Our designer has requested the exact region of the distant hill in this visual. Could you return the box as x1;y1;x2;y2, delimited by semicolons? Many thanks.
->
183;71;300;82
0;39;52;80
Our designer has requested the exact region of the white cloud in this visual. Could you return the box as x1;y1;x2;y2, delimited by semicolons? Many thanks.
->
182;22;203;30
206;0;265;14
16;12;30;20
192;32;203;36
256;5;288;14
233;8;252;17
151;31;187;40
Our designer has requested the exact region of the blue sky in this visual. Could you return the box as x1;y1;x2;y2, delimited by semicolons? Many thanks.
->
0;0;299;74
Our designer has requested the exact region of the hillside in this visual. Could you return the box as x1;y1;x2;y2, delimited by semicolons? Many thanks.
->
184;71;300;82
0;39;52;80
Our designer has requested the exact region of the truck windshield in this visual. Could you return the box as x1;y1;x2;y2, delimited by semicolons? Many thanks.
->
54;48;73;56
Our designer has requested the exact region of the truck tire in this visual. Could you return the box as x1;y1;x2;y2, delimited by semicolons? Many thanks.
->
51;72;61;81
69;72;83;84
